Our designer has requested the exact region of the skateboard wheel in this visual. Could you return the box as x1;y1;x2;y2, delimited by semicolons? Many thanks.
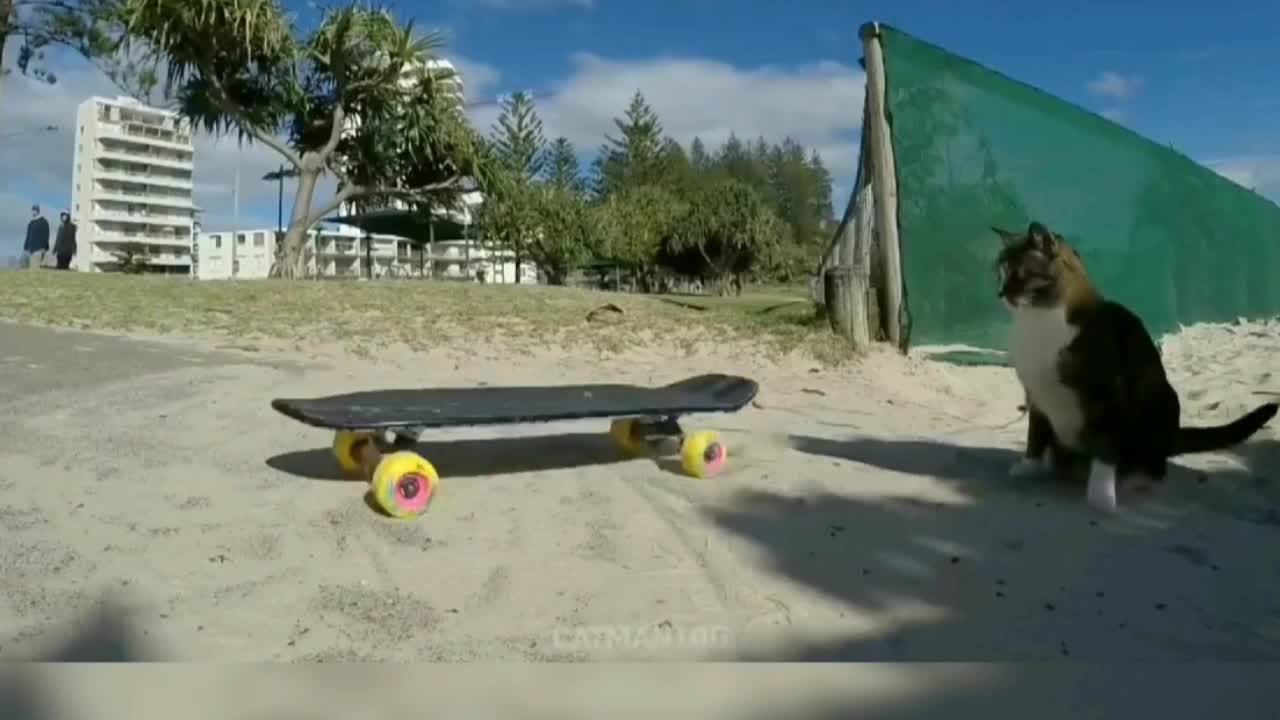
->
371;450;439;520
681;430;727;478
609;419;645;456
333;430;374;475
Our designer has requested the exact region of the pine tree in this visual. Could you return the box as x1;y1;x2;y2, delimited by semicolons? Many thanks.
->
807;148;834;223
688;137;710;172
488;91;548;283
491;91;547;180
594;90;667;196
660;137;694;193
542;136;583;194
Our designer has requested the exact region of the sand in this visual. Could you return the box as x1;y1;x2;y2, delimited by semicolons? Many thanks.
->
1;317;1278;663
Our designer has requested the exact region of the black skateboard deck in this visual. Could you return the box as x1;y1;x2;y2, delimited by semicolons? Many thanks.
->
271;373;758;432
271;374;758;518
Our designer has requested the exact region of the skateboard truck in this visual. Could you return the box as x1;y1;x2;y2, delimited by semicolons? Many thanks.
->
610;415;727;479
335;430;440;520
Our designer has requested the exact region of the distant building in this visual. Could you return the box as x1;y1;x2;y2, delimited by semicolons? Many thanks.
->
194;221;537;283
191;56;535;282
69;96;197;274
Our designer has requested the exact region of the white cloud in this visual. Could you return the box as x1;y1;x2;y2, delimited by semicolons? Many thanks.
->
1208;154;1280;199
452;55;502;100
465;53;866;206
0;45;337;256
1087;71;1142;101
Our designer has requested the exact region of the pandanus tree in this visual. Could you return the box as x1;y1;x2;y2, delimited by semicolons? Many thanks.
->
118;0;488;277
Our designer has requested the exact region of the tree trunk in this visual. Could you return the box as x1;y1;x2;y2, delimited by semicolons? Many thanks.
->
270;169;321;279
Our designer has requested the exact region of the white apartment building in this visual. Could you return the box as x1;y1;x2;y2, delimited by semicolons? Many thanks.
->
195;221;536;282
69;96;197;274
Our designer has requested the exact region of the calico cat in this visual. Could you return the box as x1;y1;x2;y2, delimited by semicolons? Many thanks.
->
993;221;1278;513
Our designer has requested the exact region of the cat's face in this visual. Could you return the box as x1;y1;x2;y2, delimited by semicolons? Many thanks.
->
992;222;1083;309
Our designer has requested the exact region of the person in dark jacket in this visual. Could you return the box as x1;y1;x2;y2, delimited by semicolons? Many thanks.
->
53;211;77;270
22;204;50;269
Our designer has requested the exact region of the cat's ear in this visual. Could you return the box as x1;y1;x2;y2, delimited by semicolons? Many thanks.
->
1027;222;1056;252
991;226;1021;247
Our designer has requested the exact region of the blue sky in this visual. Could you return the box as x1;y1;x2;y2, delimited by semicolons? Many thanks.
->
2;0;1278;251
426;0;1280;167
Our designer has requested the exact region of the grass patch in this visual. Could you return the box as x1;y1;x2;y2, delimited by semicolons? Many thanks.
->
0;272;843;360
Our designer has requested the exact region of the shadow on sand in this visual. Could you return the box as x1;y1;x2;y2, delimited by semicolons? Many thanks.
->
266;432;640;481
734;665;1275;720
0;599;160;718
1;598;162;663
700;432;1280;661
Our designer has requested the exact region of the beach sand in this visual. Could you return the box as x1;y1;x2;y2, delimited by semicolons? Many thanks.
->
1;317;1278;663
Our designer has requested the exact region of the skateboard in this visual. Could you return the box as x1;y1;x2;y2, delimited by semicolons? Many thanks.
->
270;373;759;519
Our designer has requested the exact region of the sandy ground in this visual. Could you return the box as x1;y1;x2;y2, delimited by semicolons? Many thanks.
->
1;317;1279;665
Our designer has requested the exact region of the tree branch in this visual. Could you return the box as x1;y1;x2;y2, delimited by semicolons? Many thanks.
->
320;104;345;160
321;13;351;161
303;177;463;228
203;75;303;168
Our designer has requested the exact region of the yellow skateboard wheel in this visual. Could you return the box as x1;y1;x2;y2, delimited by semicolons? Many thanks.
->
681;430;727;478
371;450;439;519
332;430;373;475
610;419;645;456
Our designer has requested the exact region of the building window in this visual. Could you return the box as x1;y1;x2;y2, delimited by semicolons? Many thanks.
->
79;125;84;135
74;203;79;212
253;232;265;247
237;233;246;245
213;235;222;249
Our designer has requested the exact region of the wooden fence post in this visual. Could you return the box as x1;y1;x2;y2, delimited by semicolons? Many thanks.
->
860;22;906;352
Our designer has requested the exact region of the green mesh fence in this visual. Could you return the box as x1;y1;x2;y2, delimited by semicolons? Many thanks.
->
877;24;1280;352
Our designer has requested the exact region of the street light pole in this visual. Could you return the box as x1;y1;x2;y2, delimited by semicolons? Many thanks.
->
261;166;300;273
261;166;299;234
276;165;283;232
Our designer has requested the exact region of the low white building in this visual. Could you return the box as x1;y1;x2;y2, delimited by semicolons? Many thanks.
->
194;222;537;282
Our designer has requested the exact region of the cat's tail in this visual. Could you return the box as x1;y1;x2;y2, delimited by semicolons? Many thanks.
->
1171;403;1279;456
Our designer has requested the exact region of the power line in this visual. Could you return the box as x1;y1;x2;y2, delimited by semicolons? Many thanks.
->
465;91;555;109
0;125;58;141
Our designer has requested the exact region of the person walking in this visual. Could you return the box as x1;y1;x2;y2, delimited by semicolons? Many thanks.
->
21;204;50;269
53;211;77;270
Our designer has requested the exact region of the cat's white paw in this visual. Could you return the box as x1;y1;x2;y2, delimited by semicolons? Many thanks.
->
1086;461;1119;513
1008;456;1045;478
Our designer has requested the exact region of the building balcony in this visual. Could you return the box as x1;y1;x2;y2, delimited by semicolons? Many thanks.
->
95;165;193;189
91;189;194;209
93;232;192;248
96;146;194;171
96;122;193;151
93;208;194;225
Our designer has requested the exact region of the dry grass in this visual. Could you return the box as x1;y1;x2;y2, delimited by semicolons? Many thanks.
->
0;271;849;361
